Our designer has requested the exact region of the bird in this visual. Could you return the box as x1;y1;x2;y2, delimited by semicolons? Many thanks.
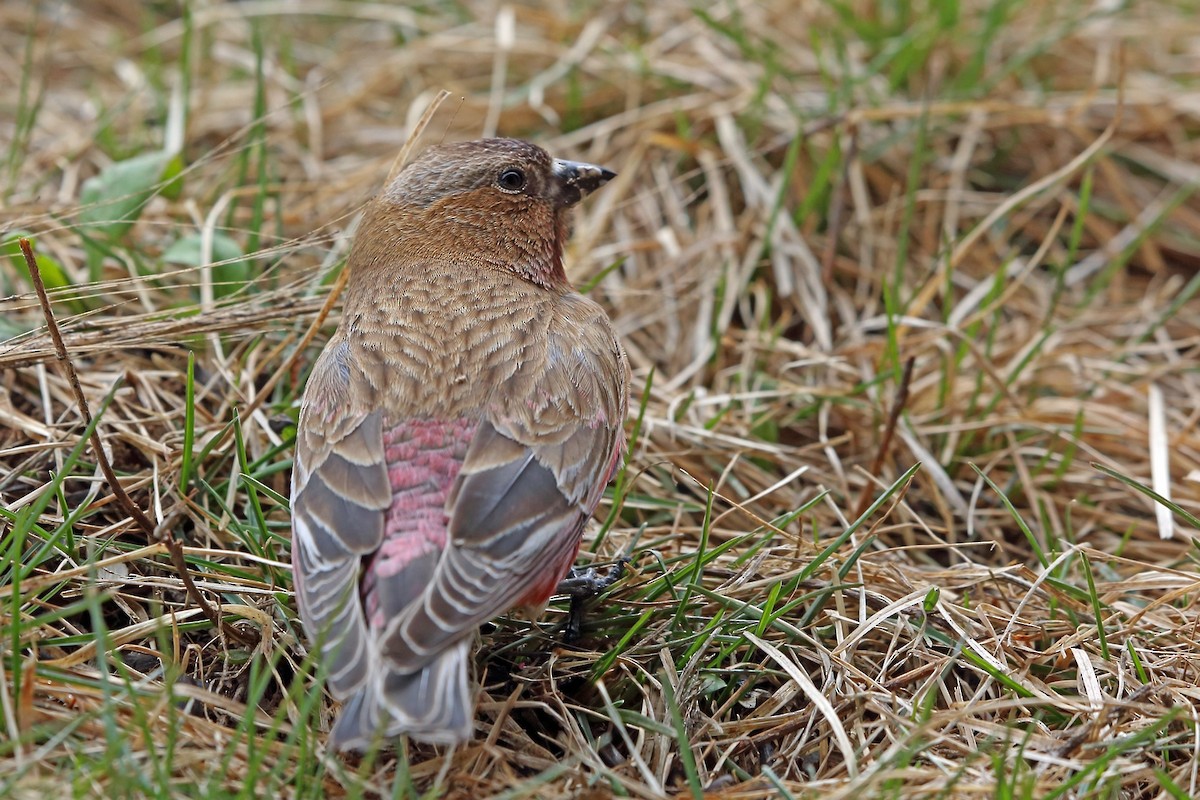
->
289;137;629;751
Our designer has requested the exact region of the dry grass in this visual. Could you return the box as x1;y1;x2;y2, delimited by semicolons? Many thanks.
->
3;1;1200;797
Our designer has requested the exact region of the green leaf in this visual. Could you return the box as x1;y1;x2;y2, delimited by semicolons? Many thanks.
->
79;150;183;241
163;232;251;297
3;232;70;291
2;232;88;317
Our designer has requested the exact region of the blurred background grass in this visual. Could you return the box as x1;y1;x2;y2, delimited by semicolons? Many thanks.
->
3;1;1200;797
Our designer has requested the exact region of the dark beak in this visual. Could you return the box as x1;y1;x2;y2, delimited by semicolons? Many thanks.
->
552;158;616;206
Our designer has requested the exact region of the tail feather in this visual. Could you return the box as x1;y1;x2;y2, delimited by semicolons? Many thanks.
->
327;639;473;751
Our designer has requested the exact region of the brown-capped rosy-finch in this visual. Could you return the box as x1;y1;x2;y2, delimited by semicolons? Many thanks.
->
290;138;629;751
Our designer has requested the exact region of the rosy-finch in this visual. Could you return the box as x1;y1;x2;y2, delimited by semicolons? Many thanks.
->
290;138;629;750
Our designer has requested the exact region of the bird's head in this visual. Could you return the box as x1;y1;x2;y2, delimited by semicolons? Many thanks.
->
357;138;615;289
384;138;614;211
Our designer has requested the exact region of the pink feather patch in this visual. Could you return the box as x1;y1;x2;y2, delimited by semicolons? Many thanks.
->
361;418;477;628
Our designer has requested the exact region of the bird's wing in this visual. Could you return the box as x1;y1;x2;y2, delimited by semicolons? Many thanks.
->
290;338;392;697
379;301;629;671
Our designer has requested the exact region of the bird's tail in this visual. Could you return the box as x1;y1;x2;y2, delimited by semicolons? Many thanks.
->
327;639;474;751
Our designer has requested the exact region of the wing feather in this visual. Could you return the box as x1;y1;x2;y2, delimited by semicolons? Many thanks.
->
380;301;629;672
291;339;391;697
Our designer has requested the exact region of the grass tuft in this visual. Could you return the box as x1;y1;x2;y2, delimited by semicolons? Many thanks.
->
3;1;1200;797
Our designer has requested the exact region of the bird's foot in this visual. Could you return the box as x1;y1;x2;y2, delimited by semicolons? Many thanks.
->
558;559;628;598
559;558;628;643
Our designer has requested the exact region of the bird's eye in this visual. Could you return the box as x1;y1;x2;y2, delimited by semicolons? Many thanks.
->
497;168;526;192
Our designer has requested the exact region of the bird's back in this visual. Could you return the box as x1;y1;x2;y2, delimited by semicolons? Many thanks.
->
339;261;559;421
290;137;628;750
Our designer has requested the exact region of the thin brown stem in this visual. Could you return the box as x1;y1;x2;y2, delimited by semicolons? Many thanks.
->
821;127;857;291
18;238;257;648
852;356;915;522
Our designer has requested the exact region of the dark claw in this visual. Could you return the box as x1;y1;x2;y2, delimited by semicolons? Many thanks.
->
558;559;628;597
558;558;628;643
